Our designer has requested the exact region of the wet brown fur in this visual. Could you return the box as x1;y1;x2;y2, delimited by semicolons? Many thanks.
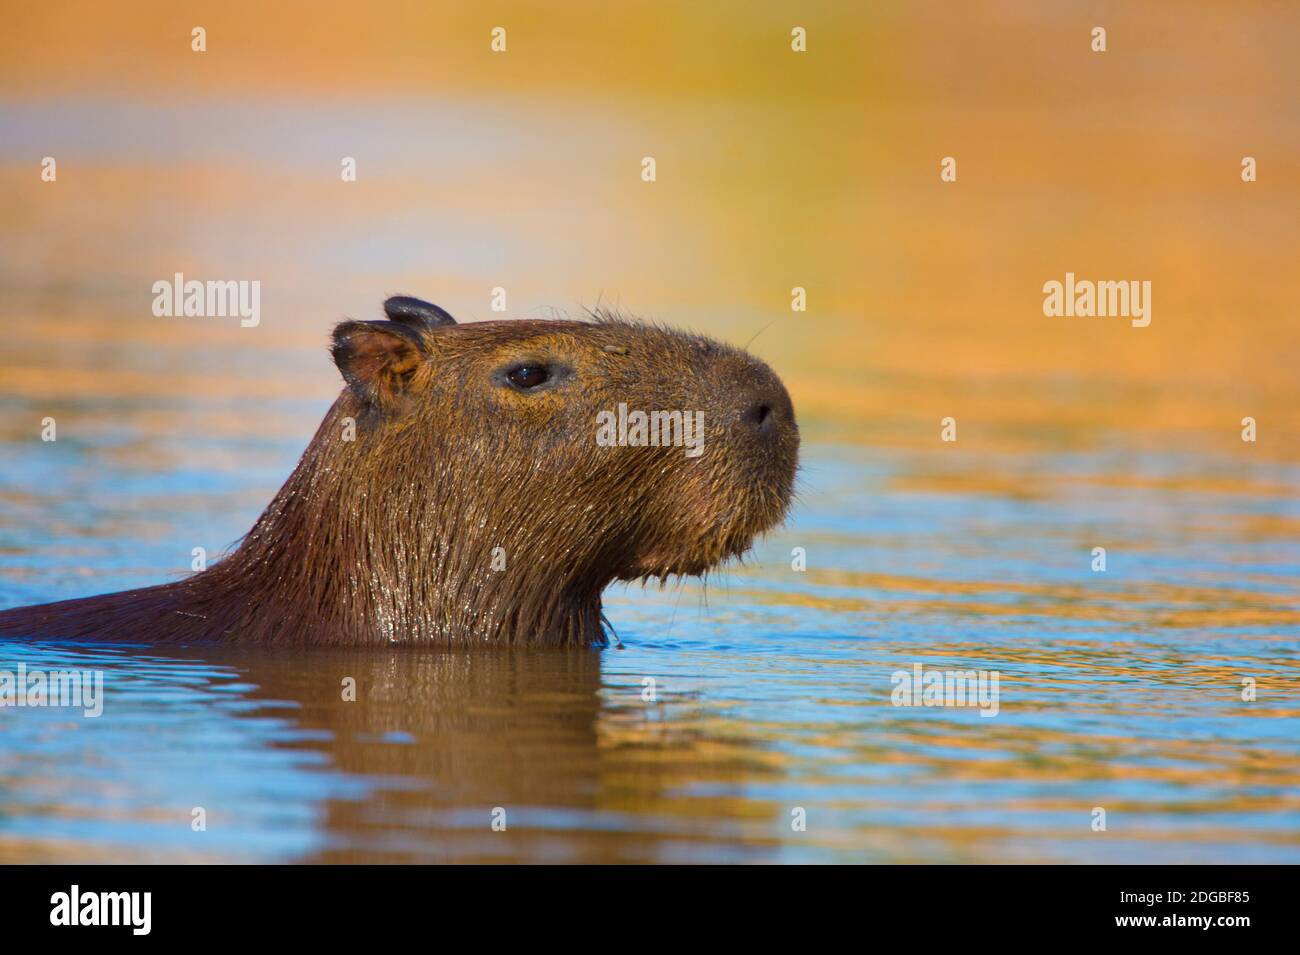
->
0;302;799;647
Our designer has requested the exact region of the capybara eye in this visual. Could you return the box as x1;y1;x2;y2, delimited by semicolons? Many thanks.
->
506;365;549;389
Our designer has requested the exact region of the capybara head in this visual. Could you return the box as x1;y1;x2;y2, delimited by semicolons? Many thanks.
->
0;296;799;648
317;297;798;644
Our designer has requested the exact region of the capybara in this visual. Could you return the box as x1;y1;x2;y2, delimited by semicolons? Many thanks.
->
0;297;799;646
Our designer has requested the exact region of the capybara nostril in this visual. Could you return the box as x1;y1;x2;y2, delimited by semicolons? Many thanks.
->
743;400;775;434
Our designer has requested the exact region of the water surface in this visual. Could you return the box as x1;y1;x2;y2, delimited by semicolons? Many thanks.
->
2;438;1296;863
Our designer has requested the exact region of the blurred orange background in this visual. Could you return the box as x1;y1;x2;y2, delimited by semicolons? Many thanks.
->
2;0;1297;456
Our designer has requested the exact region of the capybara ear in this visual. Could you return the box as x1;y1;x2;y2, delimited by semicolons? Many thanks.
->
331;320;427;411
383;295;457;329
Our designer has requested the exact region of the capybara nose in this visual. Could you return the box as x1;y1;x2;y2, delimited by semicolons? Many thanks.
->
741;399;777;435
709;345;796;443
735;369;796;445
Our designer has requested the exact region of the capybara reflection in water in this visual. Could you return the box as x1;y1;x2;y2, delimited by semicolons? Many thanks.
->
0;297;799;646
